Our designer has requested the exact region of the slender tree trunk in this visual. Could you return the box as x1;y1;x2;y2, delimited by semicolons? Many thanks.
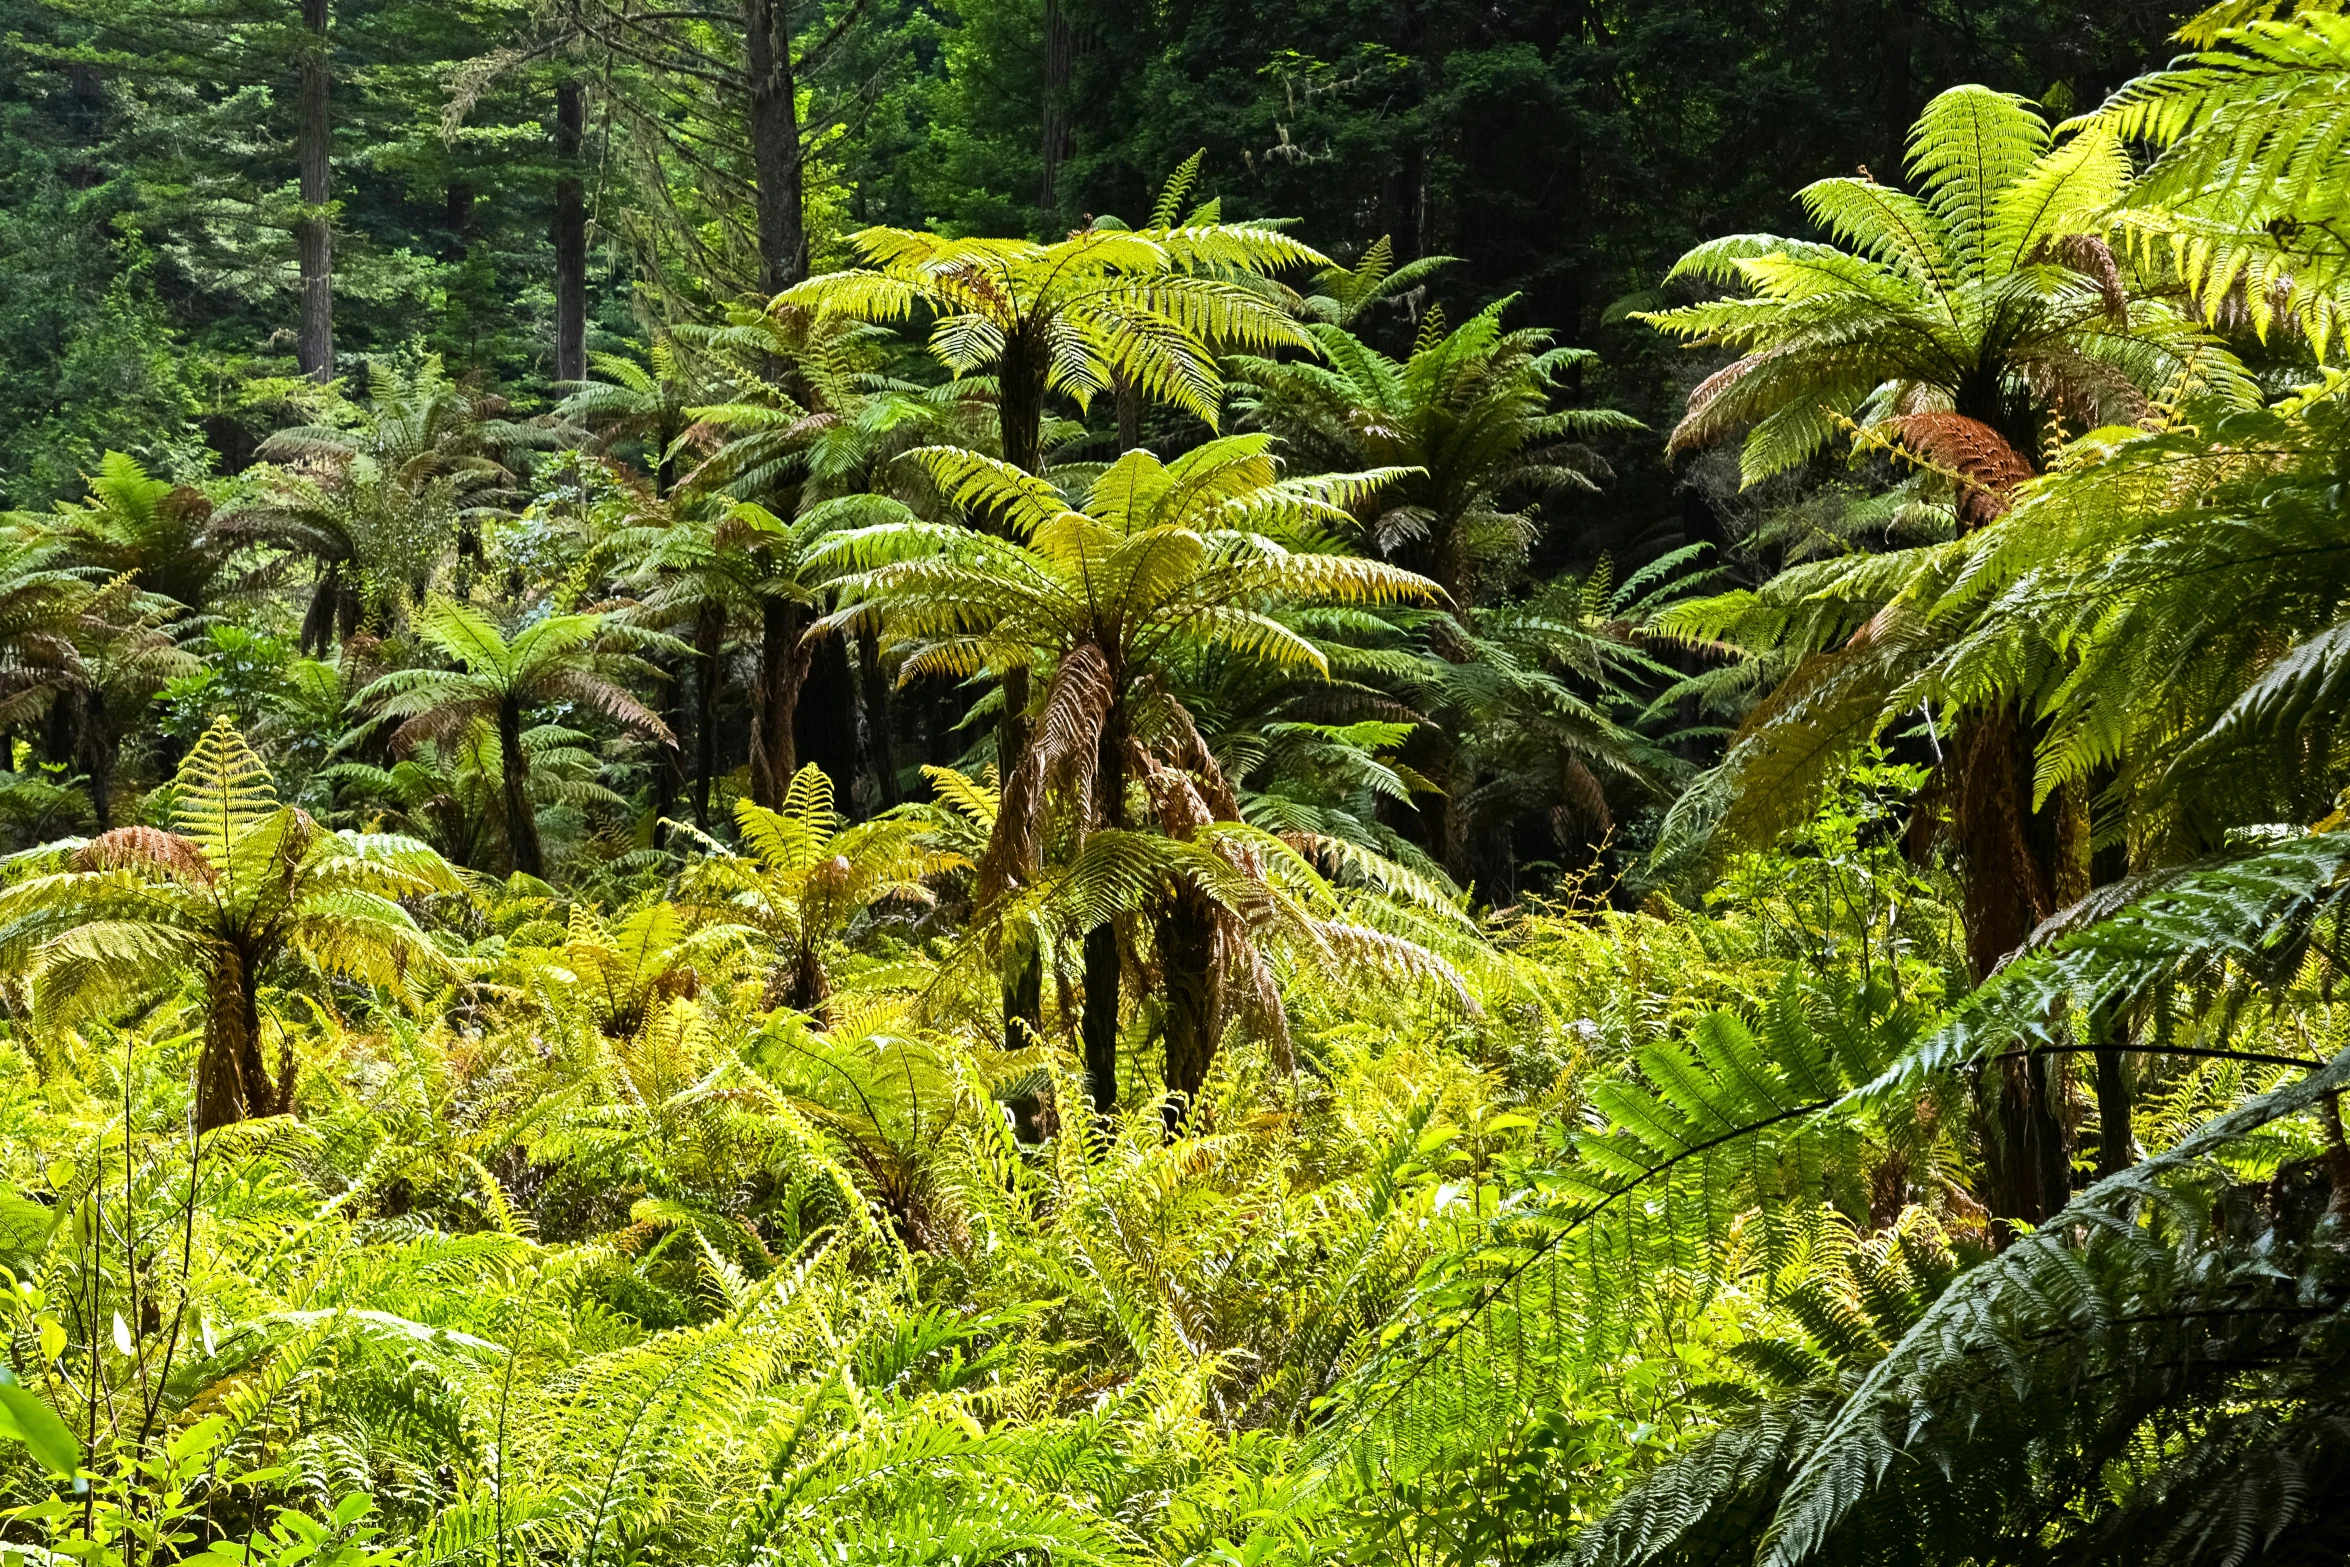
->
443;178;472;256
743;0;805;295
553;79;587;384
692;603;725;828
1039;0;1075;226
857;625;897;807
1878;0;1918;177
751;596;807;807
995;337;1048;1046
1952;705;2072;1229
295;0;334;380
999;662;1039;1049
655;656;688;845
499;699;543;877
2089;831;2133;1180
2093;1035;2133;1179
1081;705;1125;1119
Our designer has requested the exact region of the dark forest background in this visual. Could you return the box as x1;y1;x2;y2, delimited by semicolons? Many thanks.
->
2;0;2188;542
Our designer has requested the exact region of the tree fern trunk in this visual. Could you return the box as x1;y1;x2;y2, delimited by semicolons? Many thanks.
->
1081;923;1118;1114
500;699;543;877
997;328;1048;478
750;596;804;809
1952;704;2072;1228
2090;830;2134;1179
1003;927;1043;1052
1114;372;1141;453
1158;881;1219;1136
2093;1035;2133;1179
196;944;270;1132
783;939;830;1021
654;655;688;847
302;568;337;656
78;694;115;832
795;629;858;812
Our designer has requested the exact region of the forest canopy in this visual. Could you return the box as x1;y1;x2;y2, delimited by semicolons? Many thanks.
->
5;2;2350;1566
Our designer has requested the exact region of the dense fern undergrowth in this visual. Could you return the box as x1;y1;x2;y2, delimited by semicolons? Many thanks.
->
11;3;2350;1566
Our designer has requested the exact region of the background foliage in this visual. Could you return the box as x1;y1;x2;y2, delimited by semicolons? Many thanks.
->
8;1;2350;1566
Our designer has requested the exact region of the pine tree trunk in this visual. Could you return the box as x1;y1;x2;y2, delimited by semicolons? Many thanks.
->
1952;705;2072;1228
500;699;543;877
743;0;804;295
1039;0;1075;226
553;79;587;384
295;0;334;380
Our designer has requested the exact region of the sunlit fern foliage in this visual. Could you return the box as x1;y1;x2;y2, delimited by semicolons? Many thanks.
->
667;307;991;505
2093;2;2350;358
0;717;464;1128
674;763;961;1015
781;211;1322;469
1231;298;1640;606
327;719;619;872
238;355;557;646
18;15;2350;1564
354;598;678;878
1639;85;2251;490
